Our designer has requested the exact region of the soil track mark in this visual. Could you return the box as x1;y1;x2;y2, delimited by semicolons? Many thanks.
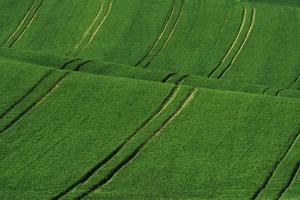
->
218;5;256;79
251;130;300;199
208;2;256;79
0;70;52;121
0;71;70;134
75;88;196;199
74;60;92;71
52;85;182;199
60;58;82;69
136;0;184;68
67;0;113;56
208;3;247;78
3;0;43;47
277;162;300;200
161;73;177;83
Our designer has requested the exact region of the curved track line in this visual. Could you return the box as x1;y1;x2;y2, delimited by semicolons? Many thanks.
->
66;0;104;55
60;58;82;69
76;88;196;200
287;73;300;89
208;3;247;78
3;0;43;47
85;0;113;48
0;71;52;121
52;85;181;199
135;0;176;66
0;72;70;134
275;88;286;96
9;0;43;47
262;87;271;95
251;130;300;199
219;5;256;79
175;74;189;85
161;72;177;83
4;1;36;45
277;162;300;200
74;60;92;71
144;0;184;68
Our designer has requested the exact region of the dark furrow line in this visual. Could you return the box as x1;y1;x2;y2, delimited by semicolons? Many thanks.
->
262;87;270;95
76;88;196;199
287;73;300;89
52;85;180;199
208;3;246;78
135;0;176;66
143;0;184;68
7;0;43;48
218;4;256;79
74;60;92;71
174;74;189;85
161;72;177;83
275;88;286;96
251;130;300;199
277;161;300;200
60;58;82;69
0;71;70;134
0;70;53;120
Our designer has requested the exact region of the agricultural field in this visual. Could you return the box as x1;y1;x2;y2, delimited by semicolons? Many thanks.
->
0;0;299;199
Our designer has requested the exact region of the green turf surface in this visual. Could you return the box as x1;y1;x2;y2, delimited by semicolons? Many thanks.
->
0;0;299;199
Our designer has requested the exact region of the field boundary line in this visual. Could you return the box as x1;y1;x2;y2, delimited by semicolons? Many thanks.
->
144;0;184;68
5;0;43;47
52;85;182;199
218;4;256;79
208;3;247;78
135;0;176;66
251;129;300;199
76;88;197;199
277;162;300;199
0;70;52;121
0;71;70;134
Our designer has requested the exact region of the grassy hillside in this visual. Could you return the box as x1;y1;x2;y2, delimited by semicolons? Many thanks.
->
0;0;299;199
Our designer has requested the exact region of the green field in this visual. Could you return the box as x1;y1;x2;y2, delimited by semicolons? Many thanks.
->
0;0;299;199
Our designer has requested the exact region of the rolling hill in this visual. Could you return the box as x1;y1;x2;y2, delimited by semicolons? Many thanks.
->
0;0;299;199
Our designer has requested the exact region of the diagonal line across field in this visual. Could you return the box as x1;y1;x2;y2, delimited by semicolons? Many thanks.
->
209;2;256;79
208;3;247;78
0;71;70;134
135;0;177;66
52;84;182;199
75;88;196;200
3;0;43;48
277;161;300;200
136;0;184;68
67;0;113;57
0;70;52;121
218;5;256;79
251;130;300;199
